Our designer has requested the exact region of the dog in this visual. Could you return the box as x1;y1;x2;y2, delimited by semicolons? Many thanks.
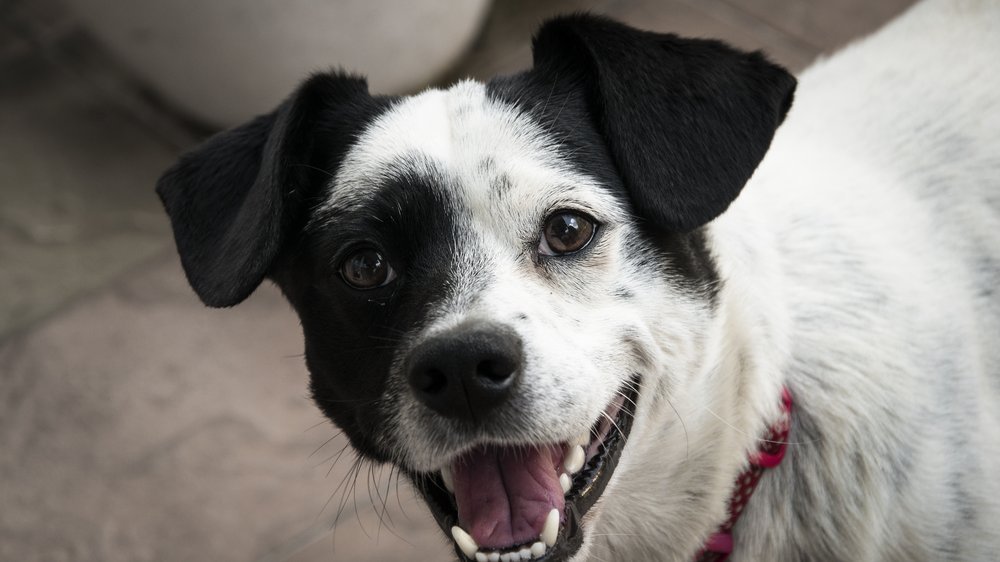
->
155;1;1000;560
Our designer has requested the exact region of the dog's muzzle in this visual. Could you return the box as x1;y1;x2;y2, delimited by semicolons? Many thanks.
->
403;323;639;561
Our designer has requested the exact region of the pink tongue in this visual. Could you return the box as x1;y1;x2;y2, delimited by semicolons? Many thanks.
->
451;444;565;549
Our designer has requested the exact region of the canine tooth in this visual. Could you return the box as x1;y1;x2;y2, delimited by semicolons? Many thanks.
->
451;526;478;558
441;466;455;493
564;445;585;474
573;431;590;447
530;542;546;558
541;508;559;547
519;547;532;560
559;473;572;494
475;553;487;562
487;554;500;562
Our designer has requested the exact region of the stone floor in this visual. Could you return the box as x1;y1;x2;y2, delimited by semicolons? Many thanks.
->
0;1;914;560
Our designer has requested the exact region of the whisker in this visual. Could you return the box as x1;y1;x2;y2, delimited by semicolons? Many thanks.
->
613;390;639;410
320;454;361;524
312;396;381;406
303;418;333;433
352;461;371;539
367;334;405;344
551;89;571;128
374;465;417;547
316;441;353;471
664;397;690;462
309;431;345;458
599;410;625;438
394;467;412;520
698;404;812;446
291;162;338;179
331;459;361;538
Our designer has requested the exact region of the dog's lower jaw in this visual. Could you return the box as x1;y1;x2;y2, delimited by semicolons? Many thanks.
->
411;378;642;562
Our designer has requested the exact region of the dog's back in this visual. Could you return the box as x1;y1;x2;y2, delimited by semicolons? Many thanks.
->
713;1;1000;559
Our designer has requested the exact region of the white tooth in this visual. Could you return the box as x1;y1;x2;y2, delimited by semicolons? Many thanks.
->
451;526;478;559
519;547;532;560
559;473;572;494
541;508;560;547
487;554;500;562
564;445;585;474
475;554;487;562
500;554;512;562
573;431;590;447
530;542;546;558
441;466;455;493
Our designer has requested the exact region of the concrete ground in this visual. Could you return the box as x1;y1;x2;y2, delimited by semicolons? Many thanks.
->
0;0;914;560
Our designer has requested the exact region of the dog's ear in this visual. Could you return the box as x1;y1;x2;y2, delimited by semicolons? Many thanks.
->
532;15;796;231
156;73;370;307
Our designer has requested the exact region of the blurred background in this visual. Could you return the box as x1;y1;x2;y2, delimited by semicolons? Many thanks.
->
0;0;914;560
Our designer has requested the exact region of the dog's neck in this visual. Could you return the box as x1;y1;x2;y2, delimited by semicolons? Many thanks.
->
683;185;799;557
694;386;793;562
695;183;795;467
685;176;798;560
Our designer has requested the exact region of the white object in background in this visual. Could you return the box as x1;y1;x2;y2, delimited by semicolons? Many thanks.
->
65;0;491;127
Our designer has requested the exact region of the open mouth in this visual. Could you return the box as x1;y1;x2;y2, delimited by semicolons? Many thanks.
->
410;377;640;562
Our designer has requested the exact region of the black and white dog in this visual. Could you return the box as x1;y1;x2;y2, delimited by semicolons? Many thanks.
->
157;1;1000;560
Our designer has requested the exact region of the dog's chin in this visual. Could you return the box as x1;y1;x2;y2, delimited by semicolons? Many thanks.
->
406;377;640;562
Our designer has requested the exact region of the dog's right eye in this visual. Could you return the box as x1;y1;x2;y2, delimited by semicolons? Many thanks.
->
539;211;597;256
340;248;396;290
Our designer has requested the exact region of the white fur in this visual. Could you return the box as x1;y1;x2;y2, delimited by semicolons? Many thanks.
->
701;1;1000;560
324;1;1000;559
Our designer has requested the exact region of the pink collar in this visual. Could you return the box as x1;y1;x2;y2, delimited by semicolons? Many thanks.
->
695;387;793;562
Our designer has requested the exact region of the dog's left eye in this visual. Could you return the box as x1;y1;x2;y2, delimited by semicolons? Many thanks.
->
539;211;597;256
340;248;397;290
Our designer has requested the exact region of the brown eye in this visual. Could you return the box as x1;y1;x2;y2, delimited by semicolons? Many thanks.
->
340;248;396;289
539;211;597;256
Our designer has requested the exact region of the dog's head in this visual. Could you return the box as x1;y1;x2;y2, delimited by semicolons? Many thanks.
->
157;15;794;561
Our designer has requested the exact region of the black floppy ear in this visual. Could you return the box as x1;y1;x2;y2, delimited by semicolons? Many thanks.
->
156;73;370;307
532;15;796;231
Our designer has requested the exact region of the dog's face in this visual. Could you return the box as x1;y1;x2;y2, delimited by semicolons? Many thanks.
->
157;15;794;562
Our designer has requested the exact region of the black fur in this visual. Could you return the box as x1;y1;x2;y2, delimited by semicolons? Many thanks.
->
529;14;796;233
156;72;392;307
274;162;476;461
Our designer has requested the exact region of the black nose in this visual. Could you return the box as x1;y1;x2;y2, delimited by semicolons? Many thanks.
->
407;322;523;421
